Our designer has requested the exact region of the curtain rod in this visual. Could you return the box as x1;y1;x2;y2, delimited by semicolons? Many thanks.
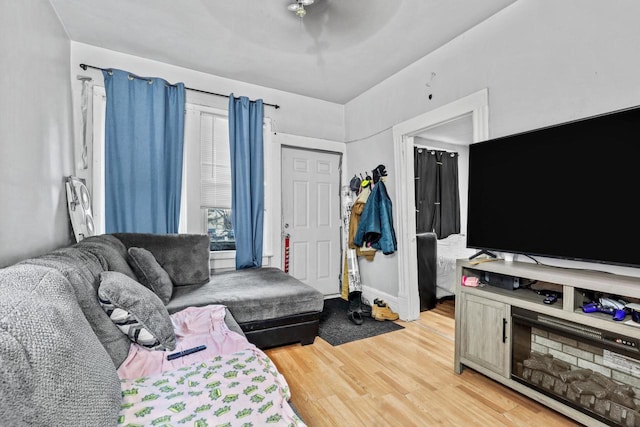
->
79;63;280;109
415;145;458;154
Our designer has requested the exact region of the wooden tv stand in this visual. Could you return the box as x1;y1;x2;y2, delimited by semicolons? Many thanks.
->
454;259;640;427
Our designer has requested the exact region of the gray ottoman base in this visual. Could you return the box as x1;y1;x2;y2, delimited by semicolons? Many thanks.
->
240;312;321;349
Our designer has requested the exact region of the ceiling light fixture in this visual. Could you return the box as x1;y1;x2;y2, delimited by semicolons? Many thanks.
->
288;0;314;18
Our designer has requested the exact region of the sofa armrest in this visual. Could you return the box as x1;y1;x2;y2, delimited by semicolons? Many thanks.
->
113;233;210;286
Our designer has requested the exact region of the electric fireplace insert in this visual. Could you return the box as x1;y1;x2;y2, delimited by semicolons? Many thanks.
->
511;307;640;426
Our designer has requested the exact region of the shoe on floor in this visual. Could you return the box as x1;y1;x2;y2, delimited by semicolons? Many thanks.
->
373;298;386;307
373;304;399;321
372;298;388;318
361;297;373;317
347;309;364;325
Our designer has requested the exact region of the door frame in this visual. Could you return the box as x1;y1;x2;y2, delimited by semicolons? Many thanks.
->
270;132;347;274
392;89;489;321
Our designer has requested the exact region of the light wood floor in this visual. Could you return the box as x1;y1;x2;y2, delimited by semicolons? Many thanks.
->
265;299;580;426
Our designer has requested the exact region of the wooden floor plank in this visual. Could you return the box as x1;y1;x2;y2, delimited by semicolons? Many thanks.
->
266;300;578;426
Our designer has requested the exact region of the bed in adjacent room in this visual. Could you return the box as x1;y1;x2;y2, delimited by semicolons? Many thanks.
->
434;234;477;299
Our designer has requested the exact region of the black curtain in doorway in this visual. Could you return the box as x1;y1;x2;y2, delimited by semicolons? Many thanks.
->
414;148;460;239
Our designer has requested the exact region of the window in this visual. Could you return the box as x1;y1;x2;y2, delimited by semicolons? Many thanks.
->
91;85;107;235
197;111;234;251
184;104;272;259
206;207;234;251
91;96;235;251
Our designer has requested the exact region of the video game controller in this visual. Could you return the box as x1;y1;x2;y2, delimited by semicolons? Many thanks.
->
600;297;626;310
581;298;628;321
601;298;629;321
536;290;560;305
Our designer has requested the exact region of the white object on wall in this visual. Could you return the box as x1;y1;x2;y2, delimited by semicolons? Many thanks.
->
65;176;95;242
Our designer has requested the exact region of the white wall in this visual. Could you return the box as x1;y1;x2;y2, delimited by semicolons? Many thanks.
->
345;0;640;296
0;1;74;267
346;129;397;295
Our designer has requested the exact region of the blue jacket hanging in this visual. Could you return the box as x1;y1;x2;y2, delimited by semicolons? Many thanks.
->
353;180;397;255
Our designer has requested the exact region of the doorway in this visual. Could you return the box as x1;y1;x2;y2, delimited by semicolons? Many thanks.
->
281;146;342;296
415;113;474;237
392;89;489;320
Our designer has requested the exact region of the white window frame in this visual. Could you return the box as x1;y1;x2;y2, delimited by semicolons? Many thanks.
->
91;93;273;271
183;103;273;271
91;86;106;235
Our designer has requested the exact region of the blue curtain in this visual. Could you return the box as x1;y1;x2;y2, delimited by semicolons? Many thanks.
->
228;94;264;269
103;69;185;234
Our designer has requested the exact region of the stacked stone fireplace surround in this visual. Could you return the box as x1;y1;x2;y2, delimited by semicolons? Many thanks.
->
514;327;640;426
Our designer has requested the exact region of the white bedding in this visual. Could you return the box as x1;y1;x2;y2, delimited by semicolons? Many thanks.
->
436;234;477;298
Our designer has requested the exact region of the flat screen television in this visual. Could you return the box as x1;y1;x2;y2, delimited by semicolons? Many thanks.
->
466;104;640;268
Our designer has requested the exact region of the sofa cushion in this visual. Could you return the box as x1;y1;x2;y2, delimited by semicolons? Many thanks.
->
0;264;121;425
18;246;133;368
113;233;210;286
99;271;176;351
166;267;324;323
127;247;173;304
75;234;138;280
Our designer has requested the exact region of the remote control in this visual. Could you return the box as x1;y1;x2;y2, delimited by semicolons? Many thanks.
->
167;345;207;361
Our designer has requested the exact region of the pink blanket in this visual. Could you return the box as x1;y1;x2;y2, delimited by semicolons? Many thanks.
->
117;305;253;379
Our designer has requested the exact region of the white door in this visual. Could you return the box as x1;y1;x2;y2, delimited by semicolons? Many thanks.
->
282;147;341;296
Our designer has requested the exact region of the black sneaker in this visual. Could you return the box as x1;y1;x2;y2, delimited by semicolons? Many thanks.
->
361;297;373;317
347;309;363;325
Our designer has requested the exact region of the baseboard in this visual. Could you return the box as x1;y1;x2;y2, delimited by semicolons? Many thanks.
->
362;286;398;312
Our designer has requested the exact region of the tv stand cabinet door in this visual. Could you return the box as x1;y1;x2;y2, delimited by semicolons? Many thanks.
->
459;293;510;378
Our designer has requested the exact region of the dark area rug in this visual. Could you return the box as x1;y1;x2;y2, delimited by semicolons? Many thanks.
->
318;297;404;346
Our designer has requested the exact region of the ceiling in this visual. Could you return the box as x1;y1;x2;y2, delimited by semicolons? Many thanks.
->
49;0;516;104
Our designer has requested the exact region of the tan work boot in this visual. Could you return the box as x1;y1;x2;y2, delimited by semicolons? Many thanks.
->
373;300;399;321
372;298;385;318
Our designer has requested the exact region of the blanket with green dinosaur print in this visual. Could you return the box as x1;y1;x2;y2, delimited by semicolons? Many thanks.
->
118;348;305;427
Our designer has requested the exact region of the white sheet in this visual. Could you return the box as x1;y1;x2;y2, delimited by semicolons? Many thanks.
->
436;234;476;298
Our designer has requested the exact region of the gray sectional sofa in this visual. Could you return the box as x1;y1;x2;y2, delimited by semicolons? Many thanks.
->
0;233;324;425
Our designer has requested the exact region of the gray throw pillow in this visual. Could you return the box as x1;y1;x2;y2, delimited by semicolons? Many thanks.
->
98;271;176;351
127;247;173;304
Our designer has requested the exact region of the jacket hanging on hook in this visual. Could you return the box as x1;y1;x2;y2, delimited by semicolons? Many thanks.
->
353;180;397;255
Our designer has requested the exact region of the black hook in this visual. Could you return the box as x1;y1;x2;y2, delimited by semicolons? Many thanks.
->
372;164;387;184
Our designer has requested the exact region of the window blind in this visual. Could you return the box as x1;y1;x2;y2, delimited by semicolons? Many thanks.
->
199;112;231;209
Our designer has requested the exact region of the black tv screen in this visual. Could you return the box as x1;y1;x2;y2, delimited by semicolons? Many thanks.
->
467;105;640;268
